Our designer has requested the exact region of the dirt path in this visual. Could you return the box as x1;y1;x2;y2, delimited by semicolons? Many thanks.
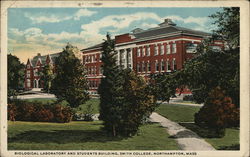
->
150;112;215;150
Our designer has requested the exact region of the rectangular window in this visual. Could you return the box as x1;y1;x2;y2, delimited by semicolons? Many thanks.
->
160;44;164;55
186;43;198;53
26;71;30;78
172;43;177;53
155;61;159;72
173;59;177;70
167;44;170;54
154;45;158;55
34;69;38;76
142;62;145;72
161;60;165;71
142;47;145;57
147;62;151;72
146;46;150;56
137;48;140;57
137;63;141;72
166;60;171;72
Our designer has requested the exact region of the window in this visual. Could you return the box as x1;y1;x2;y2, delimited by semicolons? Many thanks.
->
186;43;198;53
99;53;102;61
141;47;144;57
27;64;30;68
166;60;171;72
99;67;103;75
155;61;159;72
173;59;177;70
161;60;165;71
147;61;151;72
26;70;30;78
172;43;177;54
34;69;38;76
27;79;30;88
160;44;164;55
146;46;150;56
154;45;158;55
137;63;141;72
137;48;140;57
167;44;170;54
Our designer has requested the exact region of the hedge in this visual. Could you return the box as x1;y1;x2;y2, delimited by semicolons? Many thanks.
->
8;100;73;123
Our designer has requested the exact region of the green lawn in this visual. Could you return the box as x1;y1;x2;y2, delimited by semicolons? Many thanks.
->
155;103;201;122
180;123;239;150
8;121;179;150
156;103;239;150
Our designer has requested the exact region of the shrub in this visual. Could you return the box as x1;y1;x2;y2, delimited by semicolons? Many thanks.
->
8;100;73;123
183;95;194;101
8;104;17;121
194;87;239;137
83;104;94;121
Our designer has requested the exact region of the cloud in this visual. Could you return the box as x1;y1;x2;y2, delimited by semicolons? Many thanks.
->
25;9;97;24
74;9;97;20
164;15;209;27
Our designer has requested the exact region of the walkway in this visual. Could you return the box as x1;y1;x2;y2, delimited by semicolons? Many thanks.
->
150;112;215;150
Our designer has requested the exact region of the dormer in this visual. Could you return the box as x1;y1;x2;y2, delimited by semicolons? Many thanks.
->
158;18;176;27
36;58;42;67
131;28;144;34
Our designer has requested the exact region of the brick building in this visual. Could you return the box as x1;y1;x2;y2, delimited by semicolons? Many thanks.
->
24;53;60;90
82;19;223;95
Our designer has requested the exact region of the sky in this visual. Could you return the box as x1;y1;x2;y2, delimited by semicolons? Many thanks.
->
8;7;222;63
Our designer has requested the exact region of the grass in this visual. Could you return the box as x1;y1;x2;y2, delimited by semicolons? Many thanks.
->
156;103;239;150
8;121;179;150
155;103;201;122
180;123;239;150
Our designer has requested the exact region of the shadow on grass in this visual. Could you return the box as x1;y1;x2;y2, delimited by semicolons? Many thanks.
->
179;122;221;138
218;144;240;150
8;127;124;144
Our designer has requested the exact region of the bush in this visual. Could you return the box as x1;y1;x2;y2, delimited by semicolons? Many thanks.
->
8;100;73;123
194;87;239;137
183;95;194;101
82;104;94;121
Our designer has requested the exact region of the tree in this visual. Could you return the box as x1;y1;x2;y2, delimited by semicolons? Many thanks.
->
98;34;125;136
119;69;157;136
179;7;240;106
210;7;239;50
8;54;25;100
51;44;89;108
40;63;54;93
194;87;239;137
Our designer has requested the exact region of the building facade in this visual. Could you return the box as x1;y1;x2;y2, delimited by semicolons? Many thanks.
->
24;53;60;90
82;19;224;95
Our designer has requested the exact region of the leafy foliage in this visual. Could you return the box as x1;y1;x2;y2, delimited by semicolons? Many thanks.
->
194;87;239;137
8;54;25;99
210;7;239;49
99;34;156;136
118;70;157;136
40;63;54;93
182;48;239;105
51;44;89;108
98;34;125;136
8;100;73;123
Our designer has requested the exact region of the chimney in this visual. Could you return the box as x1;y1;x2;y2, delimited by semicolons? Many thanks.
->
37;53;41;56
158;18;176;27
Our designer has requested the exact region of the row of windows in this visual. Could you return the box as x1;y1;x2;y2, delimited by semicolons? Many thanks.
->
86;66;103;75
136;43;176;57
88;80;100;88
84;54;100;63
136;59;177;73
26;69;39;78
